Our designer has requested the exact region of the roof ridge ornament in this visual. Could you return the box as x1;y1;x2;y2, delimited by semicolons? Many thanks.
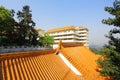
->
58;39;62;50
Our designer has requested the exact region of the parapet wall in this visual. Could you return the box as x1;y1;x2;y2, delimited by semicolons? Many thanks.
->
0;46;53;53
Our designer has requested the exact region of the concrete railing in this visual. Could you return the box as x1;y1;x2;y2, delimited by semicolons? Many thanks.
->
0;46;53;53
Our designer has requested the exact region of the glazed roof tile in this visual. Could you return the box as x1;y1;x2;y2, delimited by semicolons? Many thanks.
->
0;42;113;80
46;26;75;33
60;45;112;80
0;50;77;80
46;26;88;33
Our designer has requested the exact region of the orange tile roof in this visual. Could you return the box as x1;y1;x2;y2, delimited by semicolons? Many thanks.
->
0;50;78;80
46;25;88;33
46;25;75;33
75;26;88;30
0;41;113;80
59;44;113;80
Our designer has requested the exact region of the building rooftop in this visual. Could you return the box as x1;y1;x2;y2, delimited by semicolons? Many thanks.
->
0;41;113;80
46;26;88;33
60;45;107;80
75;26;88;31
0;50;77;80
47;25;75;33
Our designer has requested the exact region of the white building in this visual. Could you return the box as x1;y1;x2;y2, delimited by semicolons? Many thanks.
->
46;26;89;48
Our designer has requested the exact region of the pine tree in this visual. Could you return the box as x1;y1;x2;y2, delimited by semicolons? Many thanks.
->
98;0;120;79
16;5;38;46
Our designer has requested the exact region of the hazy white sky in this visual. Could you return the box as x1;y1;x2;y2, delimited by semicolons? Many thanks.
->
0;0;115;46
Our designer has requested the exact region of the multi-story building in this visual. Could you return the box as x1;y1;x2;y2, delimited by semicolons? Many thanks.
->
46;26;89;48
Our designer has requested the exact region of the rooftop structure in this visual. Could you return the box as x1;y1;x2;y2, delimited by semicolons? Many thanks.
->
35;28;45;36
0;41;112;80
46;26;89;48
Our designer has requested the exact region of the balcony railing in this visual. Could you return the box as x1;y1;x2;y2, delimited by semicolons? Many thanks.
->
54;35;75;39
49;31;74;36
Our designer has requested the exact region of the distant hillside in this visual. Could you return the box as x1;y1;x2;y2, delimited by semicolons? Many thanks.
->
89;44;103;50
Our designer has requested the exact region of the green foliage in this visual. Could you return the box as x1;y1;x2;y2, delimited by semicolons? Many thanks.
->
41;34;54;47
0;6;15;46
90;47;101;54
98;46;120;79
102;0;120;27
98;0;120;79
0;6;12;21
0;5;39;46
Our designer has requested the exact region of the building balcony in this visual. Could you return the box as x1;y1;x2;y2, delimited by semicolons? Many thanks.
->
74;36;88;40
49;31;74;36
54;40;76;43
76;30;88;33
78;34;88;36
75;40;89;43
54;39;89;43
54;35;75;39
